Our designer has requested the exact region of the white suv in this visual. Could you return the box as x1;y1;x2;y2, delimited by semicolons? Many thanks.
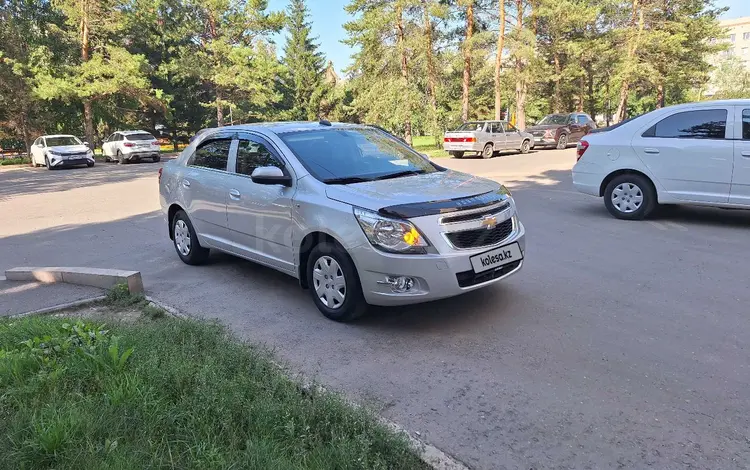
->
102;131;161;164
572;99;750;219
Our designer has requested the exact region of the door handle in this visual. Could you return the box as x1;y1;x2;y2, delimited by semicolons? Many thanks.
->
229;189;241;200
182;180;191;188
643;148;660;154
742;151;750;157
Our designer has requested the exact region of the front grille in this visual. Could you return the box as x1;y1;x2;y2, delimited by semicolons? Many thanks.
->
456;260;522;287
445;218;513;249
441;203;509;224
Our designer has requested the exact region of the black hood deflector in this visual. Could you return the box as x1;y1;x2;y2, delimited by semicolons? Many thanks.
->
378;190;507;218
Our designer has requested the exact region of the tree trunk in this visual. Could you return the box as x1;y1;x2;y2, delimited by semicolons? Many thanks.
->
577;75;585;112
656;82;665;108
80;2;94;148
396;3;412;145
514;0;526;130
587;66;595;117
462;1;474;122
216;91;224;127
494;0;506;120
615;0;643;123
552;51;561;113
422;0;440;147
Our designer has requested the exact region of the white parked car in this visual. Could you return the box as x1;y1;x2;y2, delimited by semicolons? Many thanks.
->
30;135;95;170
572;99;750;219
102;130;161;164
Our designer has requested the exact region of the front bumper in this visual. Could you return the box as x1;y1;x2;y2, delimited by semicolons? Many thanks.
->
50;155;94;167
349;220;526;306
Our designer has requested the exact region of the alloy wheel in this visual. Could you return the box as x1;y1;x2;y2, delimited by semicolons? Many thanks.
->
312;256;346;309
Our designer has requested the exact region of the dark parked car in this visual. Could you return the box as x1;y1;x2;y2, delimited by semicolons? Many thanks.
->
527;113;596;149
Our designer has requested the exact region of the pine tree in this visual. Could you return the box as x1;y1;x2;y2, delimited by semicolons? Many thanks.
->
282;0;325;121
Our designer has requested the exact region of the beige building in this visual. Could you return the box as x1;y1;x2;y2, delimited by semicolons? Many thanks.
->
720;16;750;68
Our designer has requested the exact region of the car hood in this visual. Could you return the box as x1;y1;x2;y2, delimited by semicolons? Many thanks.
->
526;124;563;132
48;144;90;154
325;170;503;217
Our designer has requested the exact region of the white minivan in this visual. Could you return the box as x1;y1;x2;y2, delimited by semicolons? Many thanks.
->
572;100;750;219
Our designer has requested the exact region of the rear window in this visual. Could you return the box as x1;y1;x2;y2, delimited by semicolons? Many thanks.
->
454;122;485;132
279;128;437;182
126;133;155;141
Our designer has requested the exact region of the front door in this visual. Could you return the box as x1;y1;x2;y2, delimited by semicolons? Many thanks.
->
729;107;750;205
103;133;116;157
225;133;295;274
30;138;45;164
632;107;734;203
503;122;522;149
490;122;507;150
178;135;234;247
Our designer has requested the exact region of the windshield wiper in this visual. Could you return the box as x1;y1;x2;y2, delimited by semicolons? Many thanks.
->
322;176;373;185
372;170;425;181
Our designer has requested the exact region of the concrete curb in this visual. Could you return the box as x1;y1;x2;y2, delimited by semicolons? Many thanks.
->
8;295;108;318
5;267;143;294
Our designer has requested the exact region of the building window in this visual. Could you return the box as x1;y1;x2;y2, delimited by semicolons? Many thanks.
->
744;32;750;40
730;34;736;42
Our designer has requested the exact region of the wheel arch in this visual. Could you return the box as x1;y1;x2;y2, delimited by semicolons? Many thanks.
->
599;169;657;200
167;203;185;240
297;230;351;289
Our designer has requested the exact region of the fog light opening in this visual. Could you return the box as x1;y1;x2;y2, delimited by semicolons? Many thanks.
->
385;276;415;293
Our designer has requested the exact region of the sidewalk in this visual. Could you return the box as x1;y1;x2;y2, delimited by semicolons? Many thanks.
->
0;278;104;317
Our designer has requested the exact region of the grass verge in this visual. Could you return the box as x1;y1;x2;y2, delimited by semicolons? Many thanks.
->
412;136;450;159
0;156;31;166
0;287;427;469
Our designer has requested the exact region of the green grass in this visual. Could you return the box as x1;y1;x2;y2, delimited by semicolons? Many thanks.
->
0;292;426;470
0;156;31;166
412;135;450;159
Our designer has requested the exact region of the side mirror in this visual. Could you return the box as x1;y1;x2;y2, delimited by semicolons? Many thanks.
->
83;141;90;147
421;153;431;161
251;166;292;186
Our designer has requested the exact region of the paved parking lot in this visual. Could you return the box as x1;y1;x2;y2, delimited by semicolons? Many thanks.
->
2;151;750;469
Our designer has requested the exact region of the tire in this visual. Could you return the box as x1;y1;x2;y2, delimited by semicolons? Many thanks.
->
45;156;52;170
481;143;494;159
172;210;210;265
450;151;464;159
603;173;656;220
117;150;127;164
556;133;568;150
520;139;531;154
87;161;94;168
105;156;111;163
306;242;367;322
153;154;161;163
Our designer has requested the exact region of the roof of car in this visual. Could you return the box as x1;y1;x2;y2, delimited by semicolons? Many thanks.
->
661;99;750;110
219;121;364;135
118;130;153;135
41;134;77;138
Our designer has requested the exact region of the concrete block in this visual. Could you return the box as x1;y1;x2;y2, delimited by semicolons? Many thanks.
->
4;267;143;294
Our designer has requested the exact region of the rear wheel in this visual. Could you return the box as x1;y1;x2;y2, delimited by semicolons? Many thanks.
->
117;150;127;164
153;154;161;163
306;242;367;322
520;139;531;154
482;143;494;159
556;133;568;150
450;151;464;159
603;173;656;220
172;210;210;265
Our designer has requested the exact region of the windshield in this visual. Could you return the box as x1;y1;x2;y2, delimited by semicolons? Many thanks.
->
538;114;569;125
280;128;438;183
46;136;81;147
454;122;485;132
126;133;154;141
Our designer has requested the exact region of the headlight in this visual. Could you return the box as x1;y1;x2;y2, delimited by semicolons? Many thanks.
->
86;149;94;156
353;207;429;254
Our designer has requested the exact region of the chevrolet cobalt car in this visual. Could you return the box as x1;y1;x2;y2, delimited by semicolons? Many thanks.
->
159;122;526;321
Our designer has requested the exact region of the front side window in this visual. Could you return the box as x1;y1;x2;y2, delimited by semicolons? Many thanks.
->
45;136;82;147
644;109;727;140
576;115;588;124
489;122;503;133
187;138;231;171
505;122;518;132
538;114;567;126
742;109;750;140
33;138;41;146
280;128;438;183
235;139;285;176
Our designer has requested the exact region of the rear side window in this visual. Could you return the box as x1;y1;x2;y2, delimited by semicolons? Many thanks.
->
235;139;285;176
187;139;231;171
643;109;727;139
126;133;154;141
742;109;750;140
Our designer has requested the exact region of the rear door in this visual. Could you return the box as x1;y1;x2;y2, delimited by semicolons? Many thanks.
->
225;133;296;274
178;134;236;247
568;114;584;142
729;107;750;205
632;107;734;203
490;122;507;150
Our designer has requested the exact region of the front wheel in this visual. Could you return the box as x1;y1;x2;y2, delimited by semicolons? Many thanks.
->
45;156;52;170
520;139;531;154
603;174;656;220
306;242;367;322
87;161;94;168
481;143;494;159
172;210;210;265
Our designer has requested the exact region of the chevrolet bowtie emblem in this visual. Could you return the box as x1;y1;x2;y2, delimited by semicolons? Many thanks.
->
480;215;497;230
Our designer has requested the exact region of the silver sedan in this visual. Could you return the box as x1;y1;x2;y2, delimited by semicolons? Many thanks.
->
443;120;535;159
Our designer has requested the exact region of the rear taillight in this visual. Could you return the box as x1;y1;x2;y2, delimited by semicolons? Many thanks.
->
158;167;163;183
443;137;476;143
151;141;159;146
123;142;135;147
576;140;589;161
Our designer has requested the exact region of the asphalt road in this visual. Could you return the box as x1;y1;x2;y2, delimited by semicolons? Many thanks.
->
2;151;750;469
